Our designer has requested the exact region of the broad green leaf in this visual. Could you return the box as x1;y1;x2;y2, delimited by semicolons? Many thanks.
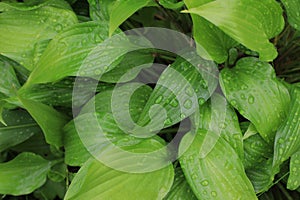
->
184;0;284;61
191;93;243;159
88;0;113;21
64;141;174;200
281;0;300;30
19;97;69;147
164;167;197;200
273;86;300;168
0;55;21;97
137;56;218;135
0;0;73;11
0;0;78;70
245;159;274;193
183;0;238;63
220;57;290;143
19;77;113;108
34;180;66;200
0;152;51;195
108;0;152;36
25;21;140;85
287;151;300;190
243;134;273;170
0;109;40;152
159;0;185;9
64;84;152;166
179;129;257;199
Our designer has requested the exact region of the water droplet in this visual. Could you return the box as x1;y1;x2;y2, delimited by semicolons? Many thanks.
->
240;94;246;100
169;99;178;107
248;95;255;104
292;167;297;172
279;148;283;155
201;180;209;186
230;100;237;106
94;69;102;75
55;24;63;32
185;87;194;97
294;180;299;186
180;113;186;119
277;138;284;144
164;118;172;125
211;191;217;197
155;96;163;104
183;99;193;109
198;98;205;105
192;174;198;180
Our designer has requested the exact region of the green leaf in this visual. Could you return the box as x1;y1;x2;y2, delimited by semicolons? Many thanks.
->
137;56;218;134
273;86;300;168
64;83;152;166
245;159;274;193
0;109;40;152
34;180;66;200
164;167;197;200
191;93;243;159
0;0;73;11
0;0;78;70
25;21;137;85
243;134;273;170
64;140;174;200
0;152;51;195
281;0;300;30
183;0;238;63
18;98;69;147
184;0;284;61
220;57;290;143
0;55;21;97
287;151;300;190
19;77;113;108
88;0;113;21
158;0;185;9
108;0;152;36
179;129;257;199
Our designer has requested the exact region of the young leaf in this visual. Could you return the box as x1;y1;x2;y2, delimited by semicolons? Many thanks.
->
273;86;300;168
0;152;51;195
18;98;69;148
183;0;238;63
179;129;257;199
287;151;300;190
184;0;284;61
64;141;174;200
0;109;40;152
108;0;152;36
220;57;290;143
281;0;300;31
164;167;197;200
0;0;78;70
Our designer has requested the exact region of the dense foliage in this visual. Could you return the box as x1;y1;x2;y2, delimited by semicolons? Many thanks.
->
0;0;300;199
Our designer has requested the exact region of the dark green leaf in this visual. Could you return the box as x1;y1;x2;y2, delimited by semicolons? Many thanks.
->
287;151;300;190
281;0;300;30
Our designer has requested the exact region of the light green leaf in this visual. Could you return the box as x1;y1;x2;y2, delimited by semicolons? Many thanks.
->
0;0;73;11
191;93;243;159
108;0;152;36
183;0;238;63
220;57;290;143
184;0;284;61
273;86;300;168
0;152;51;195
137;56;218;134
0;109;40;152
281;0;300;30
164;167;197;200
18;97;69;148
64;141;174;200
179;129;257;199
287;151;300;190
0;0;78;70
